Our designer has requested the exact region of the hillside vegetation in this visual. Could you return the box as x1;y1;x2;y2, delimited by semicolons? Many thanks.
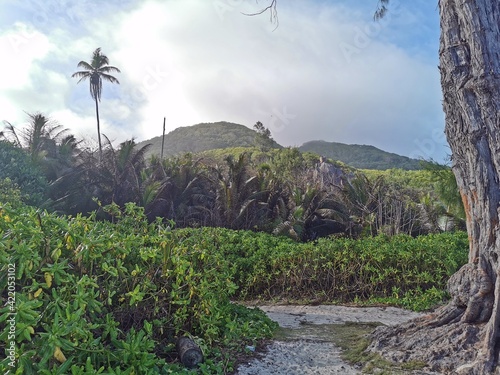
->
136;121;282;159
136;122;422;170
0;117;464;241
299;140;422;170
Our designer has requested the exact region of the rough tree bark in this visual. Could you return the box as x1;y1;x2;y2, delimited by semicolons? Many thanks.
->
370;1;500;373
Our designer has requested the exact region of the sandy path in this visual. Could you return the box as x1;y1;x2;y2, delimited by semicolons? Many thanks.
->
257;305;423;328
235;305;436;375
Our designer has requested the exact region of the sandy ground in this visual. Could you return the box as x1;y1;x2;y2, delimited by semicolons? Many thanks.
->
235;305;436;375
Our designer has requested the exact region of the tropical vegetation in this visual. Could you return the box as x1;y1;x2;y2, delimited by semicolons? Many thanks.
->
0;199;467;373
137;122;422;170
0;113;469;372
0;114;466;239
299;140;422;170
0;46;470;373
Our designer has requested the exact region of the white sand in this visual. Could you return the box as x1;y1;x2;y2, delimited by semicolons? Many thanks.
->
235;305;437;375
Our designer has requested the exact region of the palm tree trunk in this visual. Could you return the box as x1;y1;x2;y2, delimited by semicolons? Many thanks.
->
95;98;103;162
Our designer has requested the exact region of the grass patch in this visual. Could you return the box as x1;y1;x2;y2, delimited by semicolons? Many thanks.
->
333;322;427;374
272;321;428;373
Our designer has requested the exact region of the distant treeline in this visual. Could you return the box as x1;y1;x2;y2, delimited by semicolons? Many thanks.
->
0;114;463;241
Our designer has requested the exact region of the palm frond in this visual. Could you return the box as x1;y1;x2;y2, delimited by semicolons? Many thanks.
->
92;48;110;68
100;66;121;74
100;73;120;85
130;143;151;167
50;125;70;141
72;74;91;84
75;61;93;71
1;121;22;147
90;78;102;102
72;49;120;104
374;0;389;20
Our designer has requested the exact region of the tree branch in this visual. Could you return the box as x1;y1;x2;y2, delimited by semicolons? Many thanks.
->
242;0;278;29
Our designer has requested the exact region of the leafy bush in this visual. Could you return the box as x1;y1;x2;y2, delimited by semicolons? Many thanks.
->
177;227;469;310
0;179;22;206
0;200;469;373
0;202;276;374
0;141;48;205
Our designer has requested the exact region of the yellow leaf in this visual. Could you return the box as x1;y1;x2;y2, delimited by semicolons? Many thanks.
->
51;248;62;262
44;272;53;288
53;346;67;363
27;326;34;334
64;233;73;249
34;288;43;298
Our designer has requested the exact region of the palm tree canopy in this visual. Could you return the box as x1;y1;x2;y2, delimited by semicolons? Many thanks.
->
1;112;69;158
71;47;120;102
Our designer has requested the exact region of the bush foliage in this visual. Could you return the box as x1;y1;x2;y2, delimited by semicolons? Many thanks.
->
0;202;468;373
0;203;276;374
0;141;48;206
177;227;468;310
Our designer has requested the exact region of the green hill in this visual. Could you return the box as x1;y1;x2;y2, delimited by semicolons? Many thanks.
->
299;140;422;170
136;121;281;157
136;122;421;170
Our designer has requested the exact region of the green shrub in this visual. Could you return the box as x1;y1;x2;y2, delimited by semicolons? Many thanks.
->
0;178;22;206
177;227;469;310
0;141;48;205
0;201;469;373
0;203;276;374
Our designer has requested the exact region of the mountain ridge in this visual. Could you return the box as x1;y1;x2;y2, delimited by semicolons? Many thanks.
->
137;121;422;170
299;140;422;170
136;121;281;157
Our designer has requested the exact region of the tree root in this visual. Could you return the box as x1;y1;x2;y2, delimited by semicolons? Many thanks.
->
368;317;484;373
447;262;494;323
421;303;465;328
368;262;498;373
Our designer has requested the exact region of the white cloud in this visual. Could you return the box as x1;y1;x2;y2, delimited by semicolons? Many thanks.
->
0;0;446;161
0;22;55;124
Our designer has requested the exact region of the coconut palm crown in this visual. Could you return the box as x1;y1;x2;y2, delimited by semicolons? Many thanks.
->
72;47;120;160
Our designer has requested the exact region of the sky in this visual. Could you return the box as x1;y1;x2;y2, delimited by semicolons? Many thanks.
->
0;0;448;161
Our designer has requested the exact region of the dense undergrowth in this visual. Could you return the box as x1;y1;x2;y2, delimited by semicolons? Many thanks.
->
0;202;468;373
176;226;468;310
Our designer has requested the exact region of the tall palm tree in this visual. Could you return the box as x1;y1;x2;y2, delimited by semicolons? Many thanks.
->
71;47;120;160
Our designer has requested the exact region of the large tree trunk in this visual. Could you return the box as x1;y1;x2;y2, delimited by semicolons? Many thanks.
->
370;1;500;373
